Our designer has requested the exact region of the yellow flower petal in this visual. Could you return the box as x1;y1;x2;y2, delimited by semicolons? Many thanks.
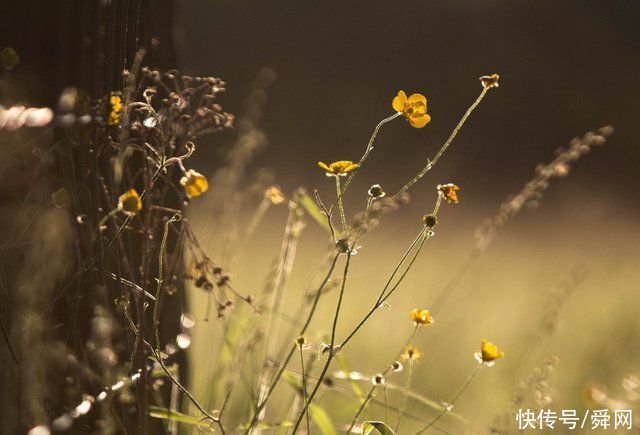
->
180;170;209;198
481;339;504;363
317;161;331;172
409;114;431;128
437;183;460;203
343;163;359;173
407;93;427;106
392;90;407;112
118;189;142;215
409;308;434;326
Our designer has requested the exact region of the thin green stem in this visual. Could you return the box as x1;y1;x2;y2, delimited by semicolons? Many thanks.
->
346;386;377;433
395;87;488;197
245;253;340;433
396;359;415;433
149;215;225;433
329;112;401;214
335;176;348;238
340;226;430;349
292;254;352;433
414;364;483;434
298;346;311;434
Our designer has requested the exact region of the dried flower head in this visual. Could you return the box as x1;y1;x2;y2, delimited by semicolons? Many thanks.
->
52;187;71;208
371;373;385;385
423;213;438;228
295;335;308;348
409;308;434;326
474;339;504;366
479;73;500;89
437;183;460;204
265;185;285;204
317;160;359;177
118;189;142;215
335;238;350;254
180;170;209;198
368;184;385;199
401;345;422;362
392;90;431;128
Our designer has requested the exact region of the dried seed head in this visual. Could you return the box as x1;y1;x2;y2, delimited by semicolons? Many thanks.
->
423;213;438;228
368;184;385;199
371;373;385;385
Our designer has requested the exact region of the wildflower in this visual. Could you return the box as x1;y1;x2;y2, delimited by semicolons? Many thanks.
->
118;189;142;215
265;185;285;204
295;336;310;349
52;187;71;208
392;361;403;372
437;183;460;204
409;308;434;326
107;93;123;126
422;213;438;228
401;345;422;362
392;90;431;128
317;160;358;177
180;169;209;198
371;373;385;385
479;74;500;89
474;339;504;366
368;184;385;199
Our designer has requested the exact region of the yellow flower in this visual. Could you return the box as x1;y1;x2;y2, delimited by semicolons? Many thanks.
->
118;189;142;215
478;339;504;365
479;74;500;89
401;345;422;362
392;90;431;128
265;185;285;204
437;183;460;204
180;170;209;198
409;308;434;326
107;93;123;126
317;160;359;177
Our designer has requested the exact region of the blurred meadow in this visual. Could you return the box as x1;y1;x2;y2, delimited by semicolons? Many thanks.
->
1;1;639;434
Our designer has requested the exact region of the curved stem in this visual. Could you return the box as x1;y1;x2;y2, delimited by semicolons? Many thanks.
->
329;112;401;215
414;364;482;434
340;227;430;350
395;87;488;197
152;215;225;432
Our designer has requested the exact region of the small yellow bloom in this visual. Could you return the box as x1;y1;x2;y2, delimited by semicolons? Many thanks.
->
479;73;500;89
317;160;359;177
392;90;431;128
107;94;123;126
180;170;209;198
409;308;434;326
437;183;460;204
118;189;142;215
265;185;285;204
401;345;422;362
480;339;504;363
